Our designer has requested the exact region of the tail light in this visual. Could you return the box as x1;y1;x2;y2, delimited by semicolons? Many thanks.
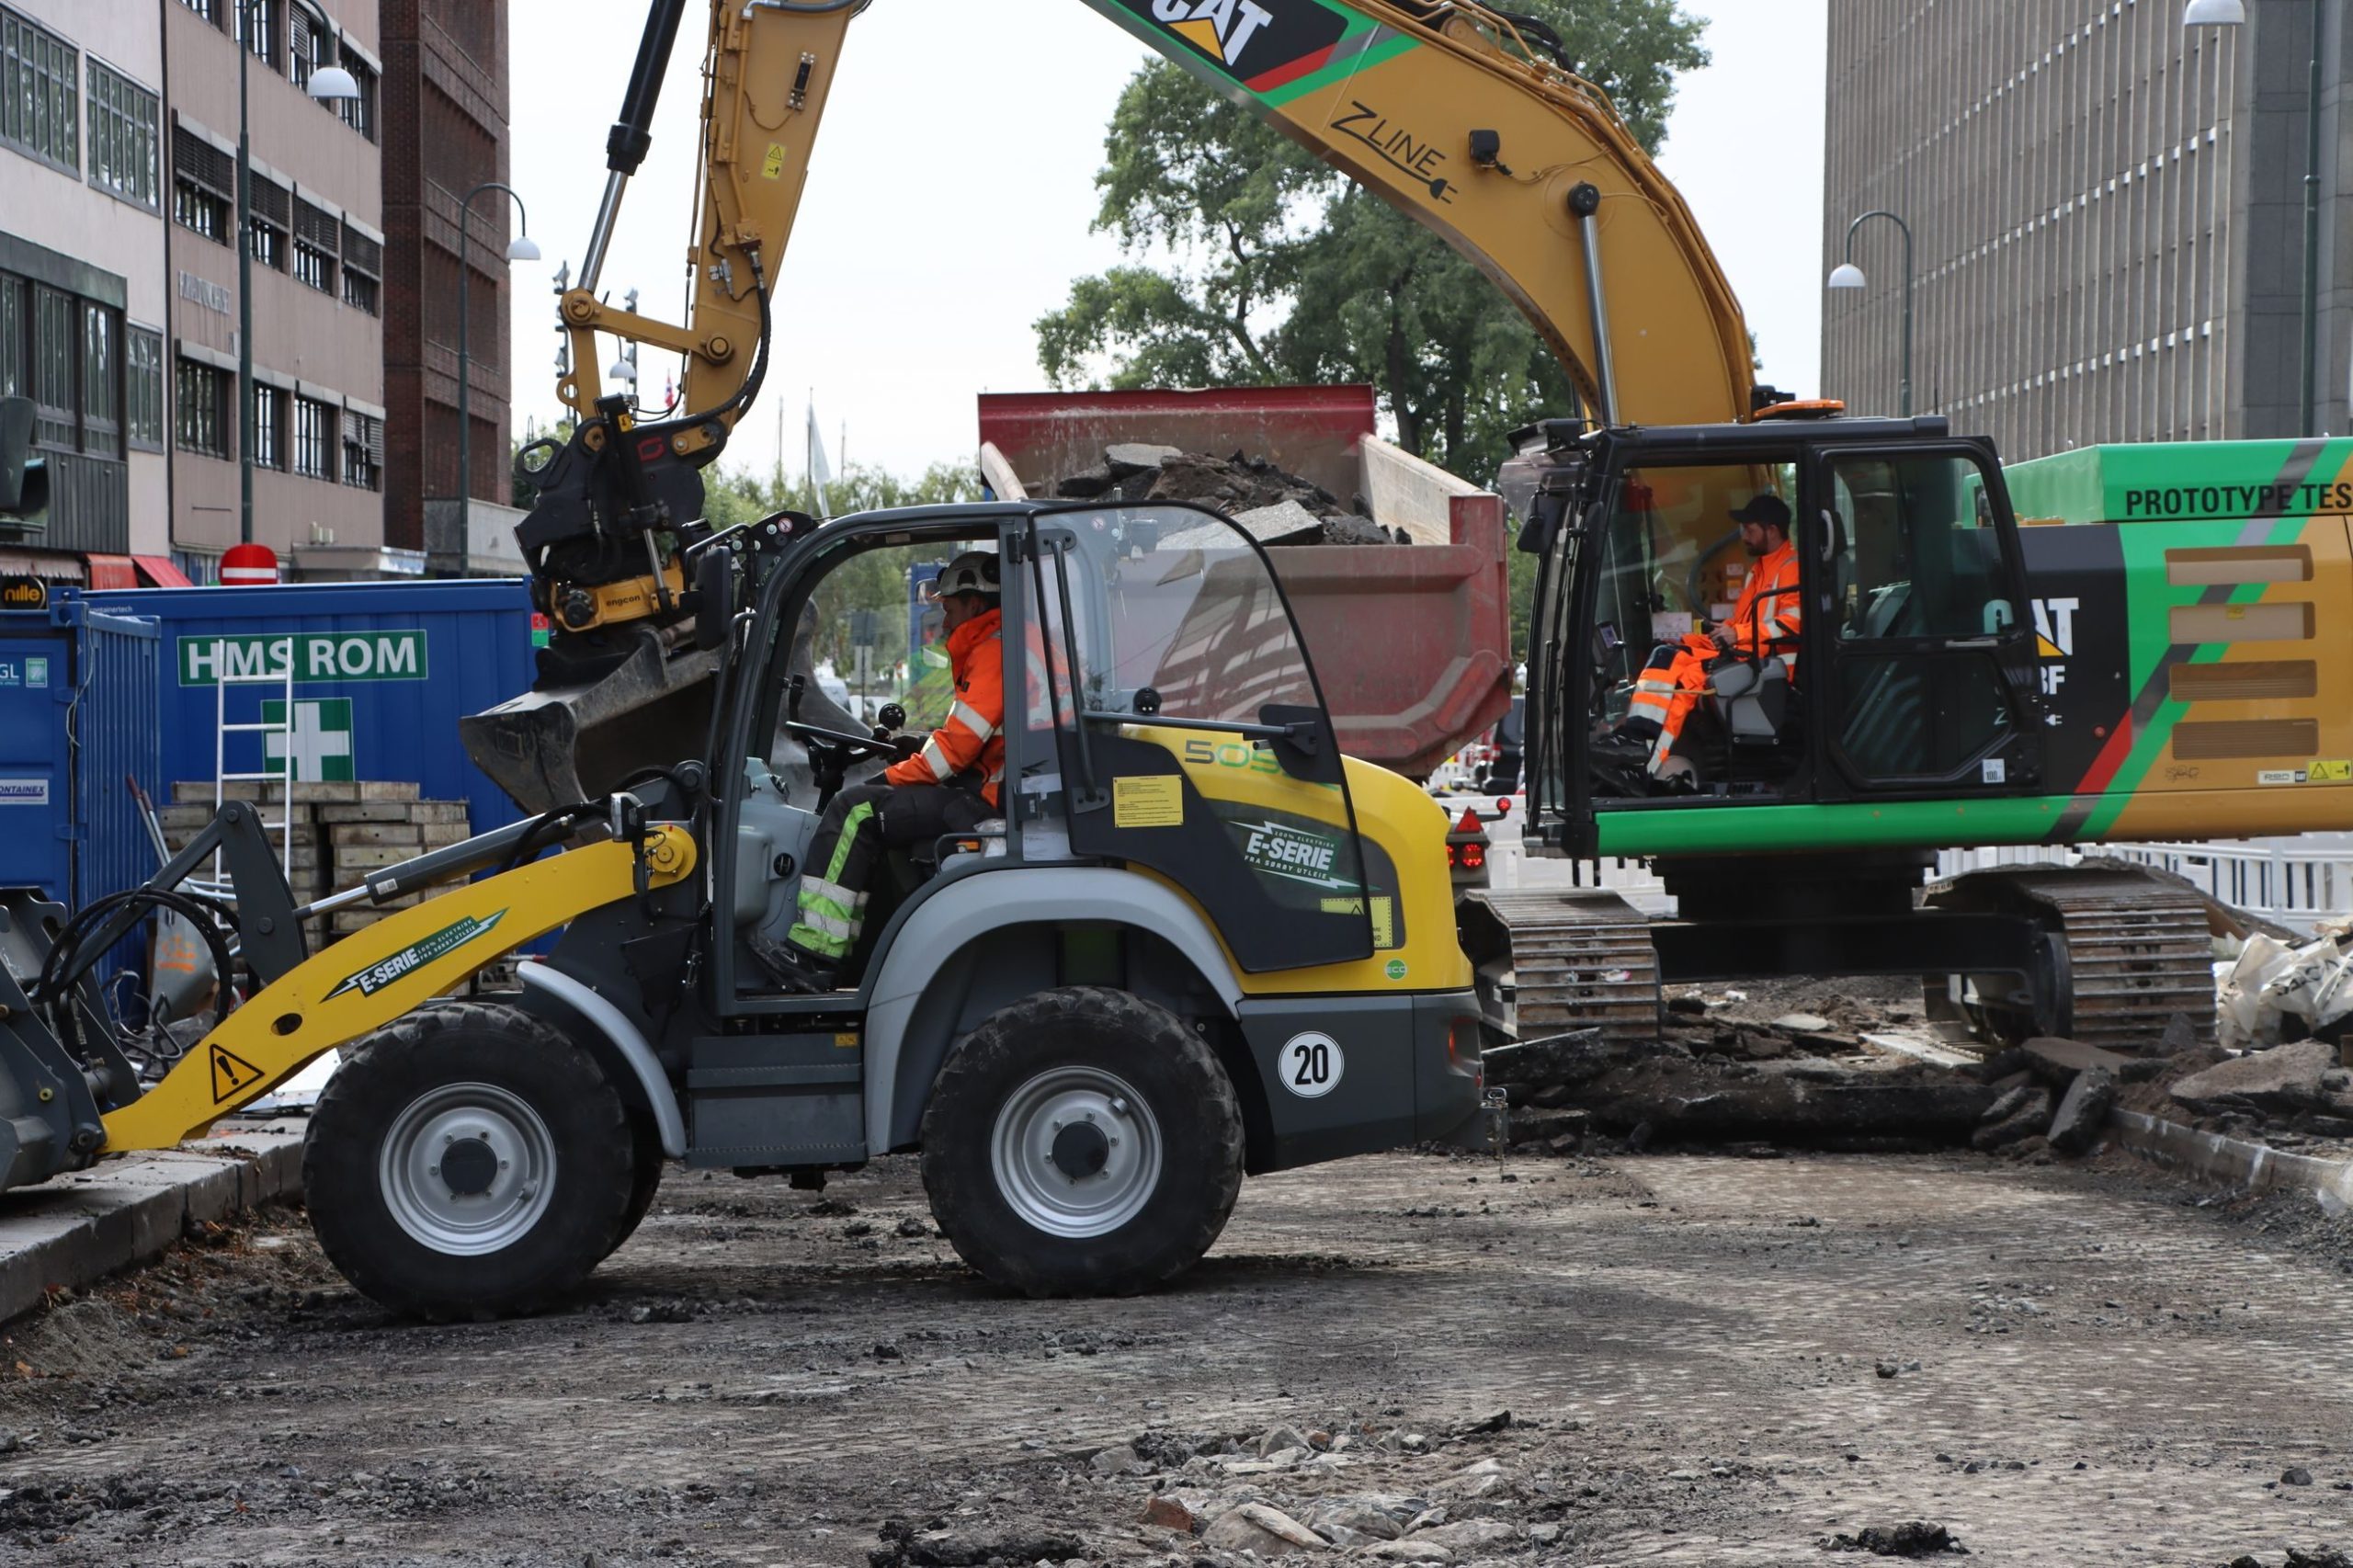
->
1493;797;1512;815
1459;841;1485;871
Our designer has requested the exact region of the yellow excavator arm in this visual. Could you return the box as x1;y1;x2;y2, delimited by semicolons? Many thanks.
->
561;0;1755;440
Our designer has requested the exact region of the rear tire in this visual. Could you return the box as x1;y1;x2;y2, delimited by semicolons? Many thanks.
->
920;986;1243;1298
302;1002;637;1320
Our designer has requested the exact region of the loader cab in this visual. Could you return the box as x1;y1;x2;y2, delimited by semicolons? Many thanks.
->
1518;417;2047;858
707;500;1377;1015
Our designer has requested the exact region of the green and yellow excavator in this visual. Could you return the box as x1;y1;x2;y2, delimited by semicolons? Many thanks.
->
6;0;2348;1319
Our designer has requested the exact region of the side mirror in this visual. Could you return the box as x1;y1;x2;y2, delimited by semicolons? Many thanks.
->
1259;703;1344;785
692;549;736;651
0;398;46;518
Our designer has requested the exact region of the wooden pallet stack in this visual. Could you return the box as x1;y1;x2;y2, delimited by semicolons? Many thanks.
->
161;780;334;909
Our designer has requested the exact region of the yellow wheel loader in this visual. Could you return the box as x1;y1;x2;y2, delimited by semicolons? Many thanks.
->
1;496;1490;1316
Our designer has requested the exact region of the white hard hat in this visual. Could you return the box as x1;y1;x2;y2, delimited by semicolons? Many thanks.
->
938;551;1001;598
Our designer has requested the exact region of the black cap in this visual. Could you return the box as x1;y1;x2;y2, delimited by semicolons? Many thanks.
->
1729;492;1791;530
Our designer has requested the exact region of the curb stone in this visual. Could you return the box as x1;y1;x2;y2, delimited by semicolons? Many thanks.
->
2108;1108;2353;1213
0;1120;307;1323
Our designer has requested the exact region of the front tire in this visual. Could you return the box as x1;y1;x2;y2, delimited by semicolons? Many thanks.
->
920;986;1243;1297
302;1002;637;1320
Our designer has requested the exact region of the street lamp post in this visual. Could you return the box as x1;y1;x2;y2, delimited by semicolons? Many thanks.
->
235;0;358;546
453;183;540;569
1827;210;1915;418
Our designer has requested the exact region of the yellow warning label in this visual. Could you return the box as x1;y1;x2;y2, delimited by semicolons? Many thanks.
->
210;1044;265;1104
2226;603;2246;619
834;1032;860;1049
2310;759;2353;783
1113;775;1184;828
1320;895;1398;948
762;142;788;179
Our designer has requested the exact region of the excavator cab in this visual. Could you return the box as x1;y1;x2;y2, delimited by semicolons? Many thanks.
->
1519;415;2049;858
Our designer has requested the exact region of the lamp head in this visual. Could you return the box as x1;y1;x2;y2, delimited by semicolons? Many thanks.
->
506;234;542;263
1826;262;1868;290
2183;0;2245;25
306;64;361;102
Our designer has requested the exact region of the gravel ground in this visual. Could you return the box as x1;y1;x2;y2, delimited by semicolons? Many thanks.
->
2;1145;2350;1568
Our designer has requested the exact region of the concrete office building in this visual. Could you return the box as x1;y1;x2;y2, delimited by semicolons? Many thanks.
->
164;0;395;580
0;0;173;585
381;0;523;577
1821;0;2348;460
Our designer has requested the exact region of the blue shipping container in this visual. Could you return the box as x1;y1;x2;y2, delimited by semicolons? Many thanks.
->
0;600;165;944
85;580;540;838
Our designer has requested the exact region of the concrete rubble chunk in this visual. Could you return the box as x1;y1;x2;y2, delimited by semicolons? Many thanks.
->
1089;1443;1143;1476
1140;1495;1195;1533
1105;441;1183;476
1410;1520;1518;1551
2047;1066;2119;1155
1359;1540;1451;1564
2161;1012;2200;1053
1972;1086;2053;1153
1231;499;1328;546
2171;1038;2336;1116
1199;1503;1326;1553
2022;1036;2132;1084
1770;1013;1834;1034
1309;1502;1403;1541
1257;1424;1312;1457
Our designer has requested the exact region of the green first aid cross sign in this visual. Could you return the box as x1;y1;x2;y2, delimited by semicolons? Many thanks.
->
178;631;426;686
262;699;355;782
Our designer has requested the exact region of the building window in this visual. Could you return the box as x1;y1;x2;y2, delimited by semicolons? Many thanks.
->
341;220;381;316
125;328;164;452
292;394;331;479
175;358;232;458
251;381;282;469
31;287;75;449
86;61;160;210
81;304;119;459
172;126;234;244
171;548;219;585
341;409;381;491
289;4;331;94
236;0;276;67
176;0;222;25
336;57;377;142
293;198;338;295
0;273;21;399
248;178;289;272
0;6;80;175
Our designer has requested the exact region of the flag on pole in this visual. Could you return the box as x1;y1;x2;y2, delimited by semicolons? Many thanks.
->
806;397;835;519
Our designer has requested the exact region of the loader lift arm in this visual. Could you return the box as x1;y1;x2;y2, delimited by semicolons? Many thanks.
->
508;0;1756;660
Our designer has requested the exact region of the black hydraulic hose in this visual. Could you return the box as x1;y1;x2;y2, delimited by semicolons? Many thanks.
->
32;887;240;1060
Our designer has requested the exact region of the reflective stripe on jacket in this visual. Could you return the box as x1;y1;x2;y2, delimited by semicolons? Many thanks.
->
886;606;1006;806
1731;540;1802;672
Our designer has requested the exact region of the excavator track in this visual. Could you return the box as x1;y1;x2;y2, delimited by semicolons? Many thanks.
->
1460;888;1663;1052
1924;867;2216;1052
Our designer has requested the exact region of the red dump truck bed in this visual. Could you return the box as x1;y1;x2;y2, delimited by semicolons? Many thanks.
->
978;386;1511;780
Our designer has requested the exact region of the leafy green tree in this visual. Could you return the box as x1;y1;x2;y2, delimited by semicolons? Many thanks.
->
1036;1;1707;483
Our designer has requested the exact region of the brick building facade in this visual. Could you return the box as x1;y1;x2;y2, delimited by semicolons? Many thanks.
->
380;0;518;576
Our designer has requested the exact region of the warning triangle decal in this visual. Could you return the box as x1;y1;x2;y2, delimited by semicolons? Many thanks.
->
2036;633;2064;659
211;1044;266;1104
1171;17;1223;57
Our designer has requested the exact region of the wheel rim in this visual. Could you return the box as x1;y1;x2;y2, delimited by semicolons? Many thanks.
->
378;1082;558;1256
988;1065;1164;1239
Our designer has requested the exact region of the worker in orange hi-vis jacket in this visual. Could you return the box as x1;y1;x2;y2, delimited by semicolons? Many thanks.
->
1618;493;1801;778
756;551;1006;992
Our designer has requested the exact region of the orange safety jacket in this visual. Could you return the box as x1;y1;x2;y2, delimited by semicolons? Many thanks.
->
1727;540;1802;671
886;607;1006;807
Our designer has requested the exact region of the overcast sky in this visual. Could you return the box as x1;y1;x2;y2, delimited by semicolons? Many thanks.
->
506;1;1828;481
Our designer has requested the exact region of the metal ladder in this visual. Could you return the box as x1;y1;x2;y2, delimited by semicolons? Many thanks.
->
205;655;297;895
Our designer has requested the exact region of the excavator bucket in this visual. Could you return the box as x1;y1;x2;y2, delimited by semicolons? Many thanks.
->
460;625;720;815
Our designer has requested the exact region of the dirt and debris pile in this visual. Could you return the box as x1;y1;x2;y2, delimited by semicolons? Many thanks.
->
1821;1520;1968;1556
1047;443;1404;545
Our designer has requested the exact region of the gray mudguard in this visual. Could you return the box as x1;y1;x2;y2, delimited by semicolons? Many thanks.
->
1234;988;1485;1172
865;867;1245;1153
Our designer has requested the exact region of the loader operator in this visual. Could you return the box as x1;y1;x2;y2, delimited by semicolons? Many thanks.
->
1618;492;1802;780
756;551;1005;992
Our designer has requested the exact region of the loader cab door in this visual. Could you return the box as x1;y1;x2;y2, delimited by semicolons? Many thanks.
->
1808;443;2044;797
1018;505;1377;972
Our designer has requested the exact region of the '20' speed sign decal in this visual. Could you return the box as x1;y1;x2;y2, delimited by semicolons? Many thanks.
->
1280;1031;1344;1098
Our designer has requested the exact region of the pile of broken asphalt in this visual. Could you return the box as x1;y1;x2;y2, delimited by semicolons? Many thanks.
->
1487;981;2353;1171
1048;444;1403;546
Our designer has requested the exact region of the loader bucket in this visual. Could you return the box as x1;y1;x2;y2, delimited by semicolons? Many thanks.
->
459;624;720;814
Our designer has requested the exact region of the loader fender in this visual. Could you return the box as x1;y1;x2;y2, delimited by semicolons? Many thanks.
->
517;960;687;1159
865;868;1243;1153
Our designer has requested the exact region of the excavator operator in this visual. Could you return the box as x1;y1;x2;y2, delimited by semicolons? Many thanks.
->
1618;493;1802;781
756;551;1006;992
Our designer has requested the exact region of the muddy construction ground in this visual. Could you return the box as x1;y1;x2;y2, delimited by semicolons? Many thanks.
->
4;1148;2352;1568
